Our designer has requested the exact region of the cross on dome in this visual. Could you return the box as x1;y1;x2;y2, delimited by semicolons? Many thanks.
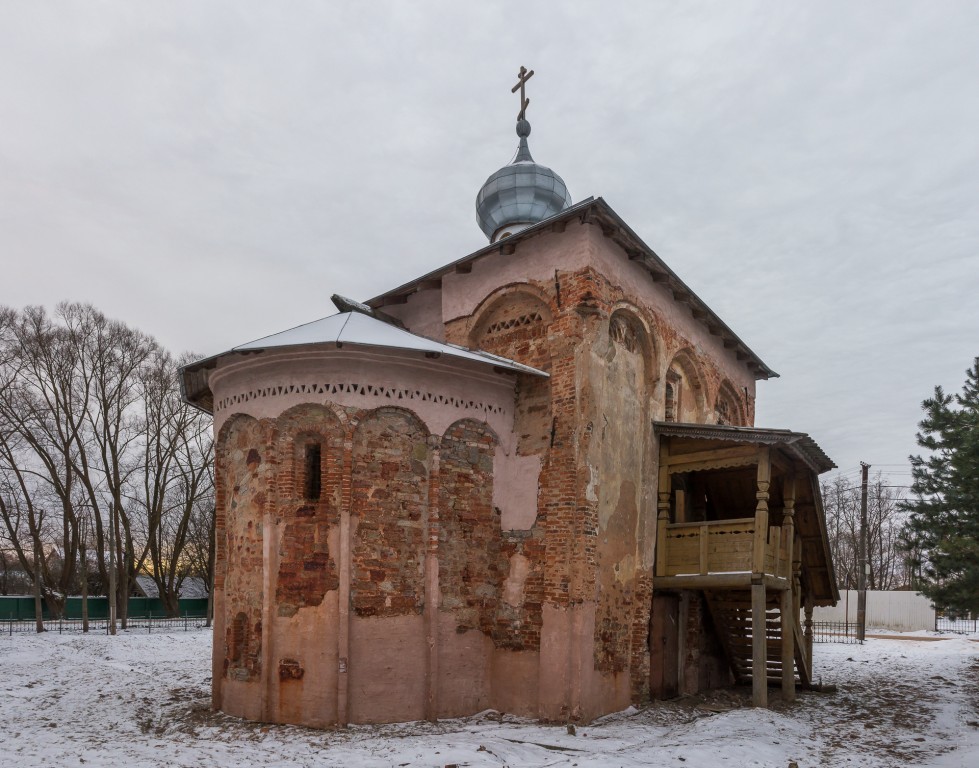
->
511;66;534;121
474;66;573;242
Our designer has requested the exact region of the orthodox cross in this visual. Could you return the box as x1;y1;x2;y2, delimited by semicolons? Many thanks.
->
511;66;535;121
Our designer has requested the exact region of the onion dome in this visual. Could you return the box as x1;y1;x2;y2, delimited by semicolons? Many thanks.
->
475;118;572;242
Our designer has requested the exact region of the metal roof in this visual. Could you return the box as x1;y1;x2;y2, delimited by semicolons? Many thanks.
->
232;311;547;375
180;312;547;414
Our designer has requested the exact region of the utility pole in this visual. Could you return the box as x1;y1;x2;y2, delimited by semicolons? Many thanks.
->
856;462;870;642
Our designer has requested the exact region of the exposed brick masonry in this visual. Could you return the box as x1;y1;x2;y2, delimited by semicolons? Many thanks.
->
350;408;429;618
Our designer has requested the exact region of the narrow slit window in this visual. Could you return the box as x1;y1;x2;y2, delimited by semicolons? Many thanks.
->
665;370;682;423
304;443;322;501
665;382;677;423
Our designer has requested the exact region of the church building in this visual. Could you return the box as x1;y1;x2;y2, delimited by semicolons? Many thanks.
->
182;69;839;727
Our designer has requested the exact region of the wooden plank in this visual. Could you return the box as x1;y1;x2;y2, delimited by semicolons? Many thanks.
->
770;526;781;576
653;574;754;590
667;456;757;475
699;524;709;575
666;517;755;530
664;445;759;468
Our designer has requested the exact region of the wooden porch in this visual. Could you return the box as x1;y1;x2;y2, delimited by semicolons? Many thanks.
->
651;423;838;707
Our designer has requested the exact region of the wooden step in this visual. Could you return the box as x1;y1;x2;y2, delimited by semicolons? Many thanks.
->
703;588;808;695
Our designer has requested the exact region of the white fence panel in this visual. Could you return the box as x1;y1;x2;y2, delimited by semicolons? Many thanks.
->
810;590;936;632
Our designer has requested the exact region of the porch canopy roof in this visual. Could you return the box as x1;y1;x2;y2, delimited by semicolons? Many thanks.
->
653;422;839;606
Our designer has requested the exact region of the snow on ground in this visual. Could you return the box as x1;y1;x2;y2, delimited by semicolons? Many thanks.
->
1;628;977;767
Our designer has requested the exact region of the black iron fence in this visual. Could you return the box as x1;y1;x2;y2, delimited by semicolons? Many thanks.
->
811;620;862;644
935;615;979;634
4;615;211;636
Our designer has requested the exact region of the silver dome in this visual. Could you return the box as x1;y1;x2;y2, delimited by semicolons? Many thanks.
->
475;120;572;242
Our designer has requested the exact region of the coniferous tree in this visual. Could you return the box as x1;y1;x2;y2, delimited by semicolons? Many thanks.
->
901;358;979;614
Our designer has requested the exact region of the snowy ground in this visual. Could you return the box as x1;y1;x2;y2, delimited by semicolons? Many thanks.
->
2;628;977;767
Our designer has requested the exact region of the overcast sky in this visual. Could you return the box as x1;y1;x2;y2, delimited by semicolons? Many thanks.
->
1;1;977;487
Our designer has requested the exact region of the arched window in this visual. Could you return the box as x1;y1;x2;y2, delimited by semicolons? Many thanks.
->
663;349;707;423
715;381;744;426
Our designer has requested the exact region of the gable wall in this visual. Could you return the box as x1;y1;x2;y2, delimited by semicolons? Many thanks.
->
386;218;761;716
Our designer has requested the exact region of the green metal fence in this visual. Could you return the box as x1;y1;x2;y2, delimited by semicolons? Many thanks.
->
0;595;208;621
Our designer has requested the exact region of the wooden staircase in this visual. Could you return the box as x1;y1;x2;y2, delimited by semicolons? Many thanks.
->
705;590;811;690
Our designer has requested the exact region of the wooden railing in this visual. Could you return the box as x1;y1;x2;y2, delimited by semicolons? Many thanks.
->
657;517;792;580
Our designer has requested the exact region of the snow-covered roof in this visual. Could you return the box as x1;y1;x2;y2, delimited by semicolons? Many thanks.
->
233;311;547;377
181;311;547;413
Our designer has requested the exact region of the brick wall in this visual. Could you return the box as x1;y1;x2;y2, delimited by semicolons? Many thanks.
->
219;414;271;682
350;408;430;618
275;404;344;616
438;419;503;633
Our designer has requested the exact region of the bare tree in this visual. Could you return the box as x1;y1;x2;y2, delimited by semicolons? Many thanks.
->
136;349;214;616
0;303;215;626
0;306;80;617
821;472;911;591
67;303;155;628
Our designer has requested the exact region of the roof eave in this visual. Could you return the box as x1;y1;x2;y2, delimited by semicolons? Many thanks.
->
177;337;547;417
652;421;836;475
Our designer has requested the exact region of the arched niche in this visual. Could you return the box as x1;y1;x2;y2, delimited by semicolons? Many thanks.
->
469;285;552;368
608;306;659;381
714;380;746;427
217;413;271;682
663;348;708;423
469;285;553;457
274;403;345;518
438;418;503;635
593;307;656;673
349;407;431;618
273;403;345;617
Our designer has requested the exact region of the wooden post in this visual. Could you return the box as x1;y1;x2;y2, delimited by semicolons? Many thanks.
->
781;475;796;700
752;447;771;577
751;447;771;707
677;591;690;695
751;581;767;707
804;597;814;671
793;533;803;667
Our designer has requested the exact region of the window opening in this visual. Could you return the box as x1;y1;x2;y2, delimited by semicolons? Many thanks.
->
304;443;322;501
665;370;682;423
